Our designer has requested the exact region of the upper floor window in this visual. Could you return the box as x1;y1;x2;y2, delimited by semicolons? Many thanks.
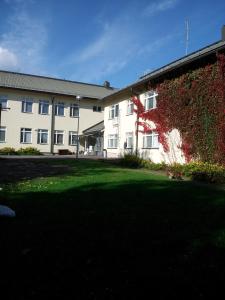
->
39;100;49;115
109;104;119;119
22;99;33;113
37;129;48;144
70;103;79;117
20;128;32;144
0;127;6;143
0;96;8;109
144;91;157;111
69;131;78;145
143;132;159;149
93;106;102;112
55;102;65;116
127;99;134;115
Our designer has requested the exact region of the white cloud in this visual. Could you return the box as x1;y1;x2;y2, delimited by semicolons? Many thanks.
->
143;0;178;17
0;47;18;69
0;2;48;73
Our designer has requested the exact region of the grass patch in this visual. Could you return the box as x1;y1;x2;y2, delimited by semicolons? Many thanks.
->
1;159;225;298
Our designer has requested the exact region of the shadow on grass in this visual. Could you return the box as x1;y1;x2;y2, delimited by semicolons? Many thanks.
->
0;158;119;184
1;177;225;299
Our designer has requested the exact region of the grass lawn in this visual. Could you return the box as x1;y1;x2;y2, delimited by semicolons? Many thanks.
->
1;159;225;299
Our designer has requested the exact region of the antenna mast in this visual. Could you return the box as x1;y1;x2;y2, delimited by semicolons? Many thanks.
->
185;19;189;55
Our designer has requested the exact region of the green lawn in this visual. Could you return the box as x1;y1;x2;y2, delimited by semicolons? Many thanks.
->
1;159;225;299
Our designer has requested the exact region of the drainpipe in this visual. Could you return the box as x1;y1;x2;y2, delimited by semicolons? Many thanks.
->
50;96;55;154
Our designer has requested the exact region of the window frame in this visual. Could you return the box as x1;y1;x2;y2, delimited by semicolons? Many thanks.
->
55;102;65;117
109;104;119;119
126;132;133;149
37;129;49;144
39;100;49;115
143;132;159;149
54;130;64;145
0;96;8;109
144;91;157;111
0;126;6;143
108;134;118;148
22;99;33;113
70;103;79;118
127;99;134;115
69;131;78;145
20;128;32;144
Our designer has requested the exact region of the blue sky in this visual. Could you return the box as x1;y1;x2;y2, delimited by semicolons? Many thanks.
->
0;0;224;88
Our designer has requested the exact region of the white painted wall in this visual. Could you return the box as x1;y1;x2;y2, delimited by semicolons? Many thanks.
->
0;88;103;153
103;93;185;163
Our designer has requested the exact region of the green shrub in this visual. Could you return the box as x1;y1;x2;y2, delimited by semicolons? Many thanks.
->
166;163;184;180
17;147;42;155
143;160;167;171
120;154;145;168
0;147;17;155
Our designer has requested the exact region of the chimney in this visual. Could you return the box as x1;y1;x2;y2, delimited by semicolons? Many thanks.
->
222;25;225;41
104;80;110;88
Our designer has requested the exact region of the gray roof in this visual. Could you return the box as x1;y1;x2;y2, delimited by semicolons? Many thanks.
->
83;121;104;135
0;70;116;99
103;39;225;100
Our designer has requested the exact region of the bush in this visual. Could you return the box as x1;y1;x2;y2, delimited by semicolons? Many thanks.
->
143;160;167;171
120;154;145;168
166;163;184;180
17;147;42;155
0;147;17;155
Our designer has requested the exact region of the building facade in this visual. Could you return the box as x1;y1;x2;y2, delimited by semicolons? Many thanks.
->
0;72;115;154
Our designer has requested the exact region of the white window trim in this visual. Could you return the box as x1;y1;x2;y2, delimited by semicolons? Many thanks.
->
39;100;49;115
22;99;33;113
0;126;6;143
37;129;49;145
109;104;119;119
108;134;118;148
70;104;79;118
127;99;134;115
125;132;133;149
143;132;159;149
69;131;78;145
0;96;8;109
20;128;32;144
54;130;64;145
144;91;157;111
55;102;65;116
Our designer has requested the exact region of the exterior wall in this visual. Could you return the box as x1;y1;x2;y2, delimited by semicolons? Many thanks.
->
0;88;103;153
103;93;185;164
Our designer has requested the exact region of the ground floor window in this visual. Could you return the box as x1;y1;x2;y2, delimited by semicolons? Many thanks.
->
69;131;78;145
125;132;133;149
108;134;118;148
37;129;48;144
0;127;6;142
143;132;159;148
54;130;64;145
20;128;32;143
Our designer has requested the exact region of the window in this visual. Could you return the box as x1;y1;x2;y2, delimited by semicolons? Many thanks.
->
55;103;65;116
143;132;159;149
93;106;102;112
39;100;49;115
144;91;157;111
0;127;6;142
37;129;48;144
20;128;32;143
70;104;79;117
54;130;64;145
126;132;133;148
69;131;78;145
0;97;8;109
127;100;134;115
109;104;119;119
108;134;118;148
22;99;33;113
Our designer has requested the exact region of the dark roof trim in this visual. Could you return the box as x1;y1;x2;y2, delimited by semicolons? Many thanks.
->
82;121;104;134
